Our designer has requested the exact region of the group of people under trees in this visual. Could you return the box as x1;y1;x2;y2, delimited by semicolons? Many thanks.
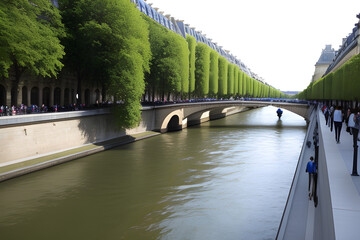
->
322;104;360;146
0;103;88;117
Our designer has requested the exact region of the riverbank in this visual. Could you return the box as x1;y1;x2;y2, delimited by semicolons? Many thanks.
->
0;131;160;182
0;105;253;182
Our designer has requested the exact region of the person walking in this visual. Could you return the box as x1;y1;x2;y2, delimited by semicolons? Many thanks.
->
333;106;343;143
348;110;356;136
353;111;360;146
346;108;352;134
330;105;334;131
306;156;316;200
352;111;360;176
324;106;329;126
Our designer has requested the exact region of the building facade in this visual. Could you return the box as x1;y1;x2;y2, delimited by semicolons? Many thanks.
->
0;69;103;108
311;45;335;83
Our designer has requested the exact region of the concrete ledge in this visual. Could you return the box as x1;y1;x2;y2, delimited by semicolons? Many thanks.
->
0;108;111;126
0;131;160;182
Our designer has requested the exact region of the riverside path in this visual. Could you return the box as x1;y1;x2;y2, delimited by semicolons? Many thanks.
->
277;106;360;239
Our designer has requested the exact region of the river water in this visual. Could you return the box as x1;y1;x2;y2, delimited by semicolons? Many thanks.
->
0;106;307;240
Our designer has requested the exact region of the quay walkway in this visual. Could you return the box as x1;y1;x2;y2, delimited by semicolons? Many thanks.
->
277;107;360;239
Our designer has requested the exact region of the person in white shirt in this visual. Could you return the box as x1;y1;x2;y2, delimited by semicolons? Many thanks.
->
333;106;343;143
348;110;356;136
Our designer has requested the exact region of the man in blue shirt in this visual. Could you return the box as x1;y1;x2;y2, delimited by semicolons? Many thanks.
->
306;156;317;200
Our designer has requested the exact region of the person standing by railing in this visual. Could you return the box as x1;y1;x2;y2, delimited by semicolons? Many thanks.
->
306;156;317;200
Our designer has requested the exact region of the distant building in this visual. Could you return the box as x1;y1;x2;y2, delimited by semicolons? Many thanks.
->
311;45;335;82
323;15;360;76
282;91;299;96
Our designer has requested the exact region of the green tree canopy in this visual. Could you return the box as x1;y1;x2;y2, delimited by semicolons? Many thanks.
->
239;71;245;96
195;42;210;98
186;35;196;98
227;64;234;96
60;0;151;128
234;66;239;96
0;0;65;105
145;17;189;101
218;56;228;97
209;50;219;98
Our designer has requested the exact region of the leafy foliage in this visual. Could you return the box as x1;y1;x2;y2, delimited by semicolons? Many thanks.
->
146;16;189;100
234;66;239;96
0;0;65;78
60;0;151;128
209;50;219;97
195;42;210;97
186;35;196;97
218;56;228;97
296;54;360;101
227;64;234;96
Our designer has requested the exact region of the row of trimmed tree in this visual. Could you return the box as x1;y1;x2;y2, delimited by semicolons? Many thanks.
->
144;15;286;101
0;0;285;128
296;54;360;102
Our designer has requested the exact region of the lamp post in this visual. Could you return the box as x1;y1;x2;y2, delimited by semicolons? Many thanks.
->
352;144;359;176
352;114;359;176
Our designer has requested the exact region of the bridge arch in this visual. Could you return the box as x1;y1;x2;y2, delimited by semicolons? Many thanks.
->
153;101;311;133
167;115;182;132
160;109;184;132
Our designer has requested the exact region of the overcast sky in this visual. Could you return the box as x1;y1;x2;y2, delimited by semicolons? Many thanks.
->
145;0;359;92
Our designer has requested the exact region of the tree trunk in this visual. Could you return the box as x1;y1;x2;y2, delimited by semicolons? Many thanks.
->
151;85;155;102
13;61;24;106
101;82;106;103
77;70;82;105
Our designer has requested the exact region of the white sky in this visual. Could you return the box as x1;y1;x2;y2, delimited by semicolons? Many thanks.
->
145;0;359;92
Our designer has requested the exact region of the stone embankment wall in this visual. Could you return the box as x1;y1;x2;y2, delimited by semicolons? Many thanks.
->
0;109;154;165
0;106;247;166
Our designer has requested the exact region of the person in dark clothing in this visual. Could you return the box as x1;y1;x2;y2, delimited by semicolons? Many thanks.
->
324;107;329;126
353;111;360;147
276;108;283;119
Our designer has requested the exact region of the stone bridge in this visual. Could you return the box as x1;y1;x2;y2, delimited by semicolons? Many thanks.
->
147;101;312;132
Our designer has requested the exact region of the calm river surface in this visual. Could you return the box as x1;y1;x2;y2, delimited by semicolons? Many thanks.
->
0;106;307;240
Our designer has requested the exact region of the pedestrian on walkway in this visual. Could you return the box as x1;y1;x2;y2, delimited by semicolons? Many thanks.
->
306;156;316;200
333;106;343;143
353;111;360;147
324;106;330;126
346;108;352;134
351;111;360;176
330;105;334;131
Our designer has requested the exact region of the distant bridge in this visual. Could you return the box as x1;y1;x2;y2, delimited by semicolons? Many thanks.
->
145;101;312;132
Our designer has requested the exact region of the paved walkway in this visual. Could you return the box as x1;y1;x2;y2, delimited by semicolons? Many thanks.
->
278;108;360;239
277;108;317;240
319;110;360;240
